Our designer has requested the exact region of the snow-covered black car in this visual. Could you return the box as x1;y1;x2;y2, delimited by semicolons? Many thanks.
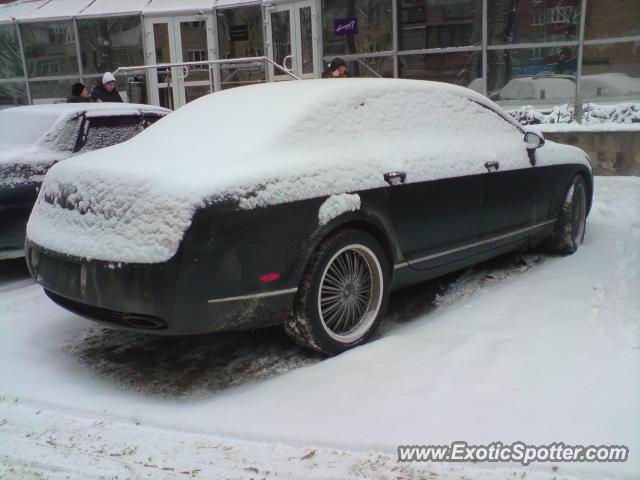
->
25;80;592;354
0;103;170;259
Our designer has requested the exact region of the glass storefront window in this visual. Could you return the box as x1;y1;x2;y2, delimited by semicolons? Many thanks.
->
327;55;394;77
399;51;481;90
217;7;266;90
580;42;640;101
398;0;482;51
488;0;580;45
217;7;264;59
179;20;209;82
220;62;266;90
585;0;640;40
0;82;28;107
488;47;577;102
21;21;79;77
322;0;393;56
77;16;144;75
29;78;79;103
0;24;25;79
84;74;131;102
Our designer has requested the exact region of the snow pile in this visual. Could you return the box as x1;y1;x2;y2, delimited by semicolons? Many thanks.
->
28;79;588;263
510;103;574;125
510;102;640;131
318;193;361;226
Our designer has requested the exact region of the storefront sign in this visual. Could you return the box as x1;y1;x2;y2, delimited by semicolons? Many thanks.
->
335;16;358;36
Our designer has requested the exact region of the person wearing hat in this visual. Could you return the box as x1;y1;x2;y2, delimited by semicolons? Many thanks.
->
322;58;347;78
91;72;124;103
66;82;92;103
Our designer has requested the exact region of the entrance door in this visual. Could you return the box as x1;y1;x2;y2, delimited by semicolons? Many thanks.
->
265;1;318;80
145;16;215;109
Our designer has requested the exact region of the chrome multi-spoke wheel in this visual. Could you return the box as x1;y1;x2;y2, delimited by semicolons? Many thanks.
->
317;245;383;343
286;230;390;355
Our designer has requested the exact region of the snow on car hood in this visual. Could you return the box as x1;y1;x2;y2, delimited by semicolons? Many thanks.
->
27;79;591;264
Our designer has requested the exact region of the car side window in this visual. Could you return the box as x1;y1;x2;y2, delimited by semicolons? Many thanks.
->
142;113;165;128
53;115;83;153
78;115;144;153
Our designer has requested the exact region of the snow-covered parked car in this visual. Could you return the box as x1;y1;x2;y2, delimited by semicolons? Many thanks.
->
492;75;576;101
580;73;640;99
0;103;170;259
25;79;592;354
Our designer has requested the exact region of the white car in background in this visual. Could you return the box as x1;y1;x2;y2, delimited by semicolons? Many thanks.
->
493;75;576;101
580;73;640;99
0;103;170;259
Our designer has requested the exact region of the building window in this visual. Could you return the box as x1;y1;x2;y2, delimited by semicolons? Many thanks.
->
398;0;482;51
580;42;640;101
585;0;640;40
217;6;265;89
188;49;207;63
322;0;393;56
28;78;80;104
488;47;577;103
0;24;25;79
488;0;580;45
399;51;482;91
323;55;394;78
21;21;79;78
0;82;28;107
77;16;144;75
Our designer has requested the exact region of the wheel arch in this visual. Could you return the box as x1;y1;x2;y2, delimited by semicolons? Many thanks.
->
575;168;594;215
297;213;399;287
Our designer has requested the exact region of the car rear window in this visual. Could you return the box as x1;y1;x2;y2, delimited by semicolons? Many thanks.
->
79;116;144;153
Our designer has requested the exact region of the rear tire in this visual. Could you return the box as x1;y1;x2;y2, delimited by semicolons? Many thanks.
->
545;175;588;254
285;229;390;355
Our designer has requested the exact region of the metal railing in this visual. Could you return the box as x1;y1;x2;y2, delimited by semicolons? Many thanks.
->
114;56;301;108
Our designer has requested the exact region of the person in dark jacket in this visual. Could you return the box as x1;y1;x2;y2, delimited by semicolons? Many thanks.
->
91;72;124;103
66;82;92;103
322;58;347;78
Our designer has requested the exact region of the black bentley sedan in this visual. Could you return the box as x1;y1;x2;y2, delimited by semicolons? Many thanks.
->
0;103;169;259
25;79;592;354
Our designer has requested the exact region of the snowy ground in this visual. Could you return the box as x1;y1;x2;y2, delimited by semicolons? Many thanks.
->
0;176;638;479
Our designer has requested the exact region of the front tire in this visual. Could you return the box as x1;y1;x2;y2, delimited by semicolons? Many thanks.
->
545;175;588;254
285;229;390;355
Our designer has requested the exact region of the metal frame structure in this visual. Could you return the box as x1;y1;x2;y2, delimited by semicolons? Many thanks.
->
114;56;301;100
0;0;638;117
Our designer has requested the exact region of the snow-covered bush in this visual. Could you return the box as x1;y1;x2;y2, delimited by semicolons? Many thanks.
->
510;102;640;126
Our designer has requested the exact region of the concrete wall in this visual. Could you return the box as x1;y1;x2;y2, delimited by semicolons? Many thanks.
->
543;131;640;176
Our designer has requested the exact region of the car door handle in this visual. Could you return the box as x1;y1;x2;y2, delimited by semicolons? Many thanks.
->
484;161;500;172
384;171;406;186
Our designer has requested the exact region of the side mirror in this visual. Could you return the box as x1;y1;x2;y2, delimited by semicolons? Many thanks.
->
524;131;545;150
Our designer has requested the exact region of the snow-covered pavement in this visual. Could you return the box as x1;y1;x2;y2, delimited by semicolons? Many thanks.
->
1;176;639;479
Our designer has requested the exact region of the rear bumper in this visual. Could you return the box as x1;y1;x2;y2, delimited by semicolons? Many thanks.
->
26;241;299;335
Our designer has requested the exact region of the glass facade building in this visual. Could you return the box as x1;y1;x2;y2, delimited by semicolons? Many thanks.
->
0;0;638;112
